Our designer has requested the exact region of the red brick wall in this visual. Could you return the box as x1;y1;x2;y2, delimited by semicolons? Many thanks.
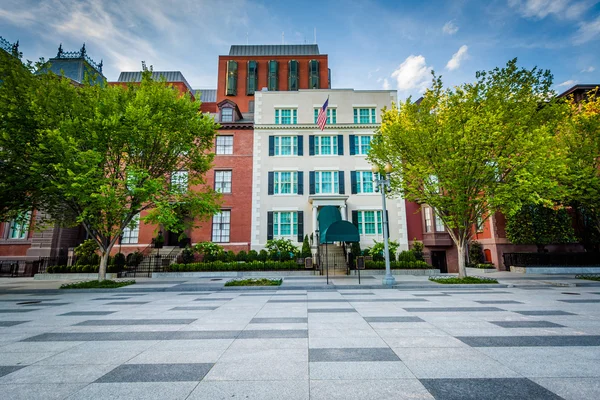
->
217;55;329;113
405;200;423;242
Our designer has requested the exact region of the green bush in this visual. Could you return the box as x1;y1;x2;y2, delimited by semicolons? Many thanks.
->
468;241;484;267
225;250;237;262
236;250;248;262
364;260;431;269
247;250;258;262
412;240;424;261
167;260;301;272
126;251;143;267
180;246;195;264
47;265;102;274
74;239;99;265
113;253;126;268
397;250;417;262
258;249;268;262
301;235;312;258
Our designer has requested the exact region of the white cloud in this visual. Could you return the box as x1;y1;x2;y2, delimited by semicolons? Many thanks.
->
391;55;432;92
382;78;390;90
581;66;596;72
442;20;459;35
0;9;35;25
558;79;577;86
574;15;600;44
508;0;593;20
446;45;469;71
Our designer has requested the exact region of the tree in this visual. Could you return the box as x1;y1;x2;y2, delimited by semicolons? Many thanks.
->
506;204;576;252
560;88;600;252
301;234;311;258
1;64;221;280
369;59;567;277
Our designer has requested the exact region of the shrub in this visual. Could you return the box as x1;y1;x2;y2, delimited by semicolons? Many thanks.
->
398;250;417;262
113;253;126;268
412;240;424;261
126;251;143;267
167;260;300;272
364;260;431;269
194;242;224;258
236;250;248;262
216;251;228;262
225;250;236;262
469;241;484;266
301;235;311;258
180;246;195;264
74;239;99;265
247;250;258;262
266;238;298;260
370;239;400;262
258;249;268;262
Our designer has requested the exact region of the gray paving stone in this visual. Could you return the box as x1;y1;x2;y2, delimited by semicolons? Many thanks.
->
310;379;434;400
559;299;600;303
269;299;347;303
0;383;87;400
364;317;424;323
194;298;234;301
250;317;308;323
23;330;241;341
419;378;563;400
178;292;213;295
74;319;196;326
66;382;197;400
0;365;25;378
203;360;308;381
515;310;576;316
308;308;357;313
238;330;308;339
189;380;309;400
22;303;69;307
531;377;600;400
475;300;524;304
0;321;29;327
489;320;565;328
310;348;400;362
412;293;449;297
346;298;429;302
0;364;118;384
92;297;131;300
403;307;504;312
310;361;414;379
0;309;39;313
340;292;375;295
170;306;218;311
104;301;149;305
0;352;55;365
95;363;213;382
59;311;117;316
458;335;600;347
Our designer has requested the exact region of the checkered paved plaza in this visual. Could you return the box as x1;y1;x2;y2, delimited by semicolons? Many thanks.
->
1;280;600;399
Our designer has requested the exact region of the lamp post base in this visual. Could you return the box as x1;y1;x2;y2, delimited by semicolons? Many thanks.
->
382;275;396;286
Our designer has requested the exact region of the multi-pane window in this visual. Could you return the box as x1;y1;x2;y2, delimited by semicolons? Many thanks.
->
314;135;338;155
357;211;383;235
476;215;484;232
121;214;140;244
435;213;445;232
171;171;188;193
424;207;433;233
354;135;372;155
212;210;231;242
314;108;336;124
8;212;31;239
221;108;233;122
225;60;237;96
353;108;376;124
274;171;298;194
355;171;374;193
215;170;232;193
274;136;298;156
275;109;297;125
216;136;233;155
274;211;298;237
314;171;339;194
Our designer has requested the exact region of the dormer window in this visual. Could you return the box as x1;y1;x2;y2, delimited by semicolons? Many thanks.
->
221;107;233;122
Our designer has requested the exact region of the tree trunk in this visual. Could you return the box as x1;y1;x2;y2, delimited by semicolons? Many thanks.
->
98;252;109;282
457;241;467;278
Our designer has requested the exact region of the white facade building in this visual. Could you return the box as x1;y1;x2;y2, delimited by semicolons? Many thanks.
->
251;89;408;255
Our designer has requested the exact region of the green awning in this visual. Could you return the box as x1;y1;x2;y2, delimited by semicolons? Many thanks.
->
318;205;359;244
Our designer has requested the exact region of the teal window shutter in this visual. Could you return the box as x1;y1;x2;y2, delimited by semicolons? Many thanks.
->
297;211;304;242
297;135;303;156
337;135;344;156
267;212;274;240
338;171;345;194
226;60;237;96
349;135;356;155
309;135;315;156
309;59;319;88
297;171;304;195
247;60;257;95
269;136;275;156
268;60;278;91
288;60;298;91
268;172;274;195
351;171;357;194
309;171;315;194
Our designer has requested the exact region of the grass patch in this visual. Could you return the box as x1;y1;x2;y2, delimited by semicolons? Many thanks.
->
576;274;600;282
224;278;282;287
60;280;136;289
429;276;498;284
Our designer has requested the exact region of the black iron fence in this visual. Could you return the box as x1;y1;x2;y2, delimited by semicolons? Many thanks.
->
503;252;600;268
0;260;28;277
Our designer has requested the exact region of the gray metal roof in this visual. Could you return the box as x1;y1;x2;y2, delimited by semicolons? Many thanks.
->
117;71;194;94
228;44;320;56
194;89;217;102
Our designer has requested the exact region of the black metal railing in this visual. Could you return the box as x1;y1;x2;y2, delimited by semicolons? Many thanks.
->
503;252;600;268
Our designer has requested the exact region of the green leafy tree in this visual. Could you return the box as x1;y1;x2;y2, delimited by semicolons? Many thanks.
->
412;239;424;261
370;239;400;261
369;59;567;277
301;234;312;258
1;64;221;280
265;238;298;260
560;88;600;252
468;241;484;266
506;204;576;252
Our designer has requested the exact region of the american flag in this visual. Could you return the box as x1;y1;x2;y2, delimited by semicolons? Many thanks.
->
317;97;329;131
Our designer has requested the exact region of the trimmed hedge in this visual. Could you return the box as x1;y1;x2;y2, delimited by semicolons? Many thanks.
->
364;260;431;269
46;265;123;274
166;260;302;272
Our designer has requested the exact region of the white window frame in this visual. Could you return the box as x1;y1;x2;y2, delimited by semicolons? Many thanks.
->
171;170;188;193
314;135;338;156
313;108;337;124
221;107;233;122
434;212;445;232
216;135;234;155
357;210;383;235
354;108;376;124
273;211;298;238
215;170;232;193
212;210;231;243
314;171;339;194
274;171;298;195
356;171;374;194
275;108;298;125
121;214;140;244
274;136;298;156
8;212;31;240
424;207;433;233
354;135;373;155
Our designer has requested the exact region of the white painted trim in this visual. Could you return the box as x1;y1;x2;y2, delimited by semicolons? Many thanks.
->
352;104;377;107
313;166;340;171
272;207;301;211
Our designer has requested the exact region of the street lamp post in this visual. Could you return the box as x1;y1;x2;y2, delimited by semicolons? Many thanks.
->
372;163;396;286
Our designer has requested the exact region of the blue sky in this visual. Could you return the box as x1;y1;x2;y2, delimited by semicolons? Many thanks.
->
1;0;599;99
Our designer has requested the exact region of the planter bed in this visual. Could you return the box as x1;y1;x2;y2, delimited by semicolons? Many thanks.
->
35;273;119;280
152;270;317;278
349;269;440;276
510;266;600;274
